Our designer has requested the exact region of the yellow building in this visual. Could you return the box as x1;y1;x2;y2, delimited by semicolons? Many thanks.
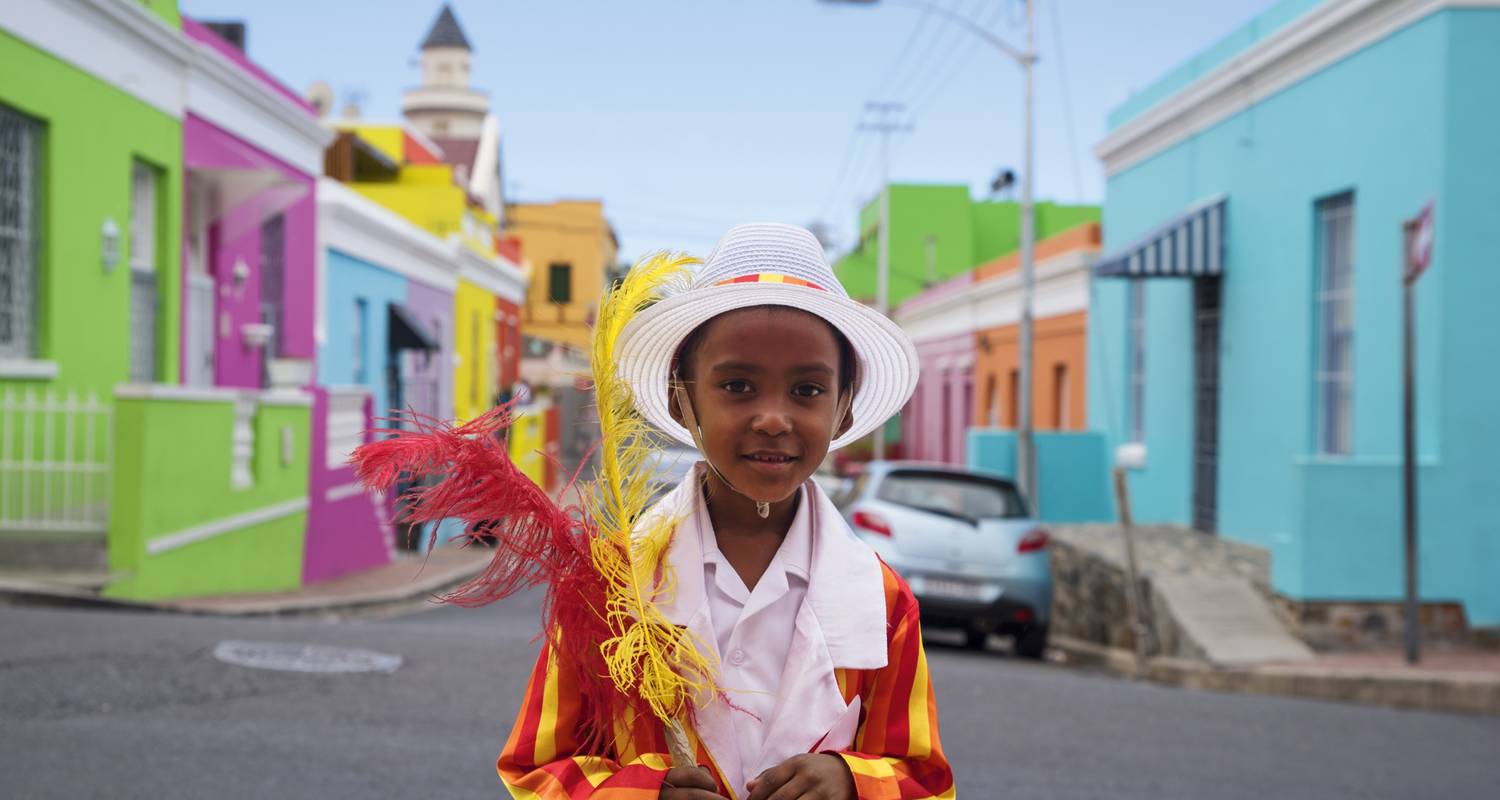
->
327;122;524;422
507;200;618;351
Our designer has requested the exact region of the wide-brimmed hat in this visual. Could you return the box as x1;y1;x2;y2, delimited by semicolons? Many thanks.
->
615;223;918;451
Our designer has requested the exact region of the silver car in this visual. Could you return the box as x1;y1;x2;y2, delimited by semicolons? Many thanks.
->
834;461;1053;657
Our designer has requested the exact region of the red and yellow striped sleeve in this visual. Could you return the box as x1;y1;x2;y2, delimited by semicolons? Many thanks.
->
497;641;730;799
832;564;955;800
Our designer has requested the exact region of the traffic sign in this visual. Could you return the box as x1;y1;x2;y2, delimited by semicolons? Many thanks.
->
1406;201;1434;284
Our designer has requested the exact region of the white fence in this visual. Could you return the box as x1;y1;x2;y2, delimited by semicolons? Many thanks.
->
0;388;112;533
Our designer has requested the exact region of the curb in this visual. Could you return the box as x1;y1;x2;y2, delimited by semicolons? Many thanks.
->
1051;635;1500;716
0;556;488;621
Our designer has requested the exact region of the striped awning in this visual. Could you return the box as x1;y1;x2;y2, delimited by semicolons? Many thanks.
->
1094;196;1226;278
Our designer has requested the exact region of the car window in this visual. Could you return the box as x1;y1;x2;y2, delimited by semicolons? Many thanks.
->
875;470;1027;521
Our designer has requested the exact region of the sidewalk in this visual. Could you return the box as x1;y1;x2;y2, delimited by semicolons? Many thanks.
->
1053;634;1500;716
0;546;492;619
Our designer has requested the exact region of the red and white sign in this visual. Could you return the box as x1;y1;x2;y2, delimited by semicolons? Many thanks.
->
1406;201;1435;284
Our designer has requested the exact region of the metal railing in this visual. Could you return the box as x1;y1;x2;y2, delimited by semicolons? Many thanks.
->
0;387;112;533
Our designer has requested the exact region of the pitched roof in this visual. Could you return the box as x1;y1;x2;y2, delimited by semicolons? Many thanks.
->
421;4;471;51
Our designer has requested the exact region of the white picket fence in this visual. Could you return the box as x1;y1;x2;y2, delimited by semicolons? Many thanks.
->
0;388;113;533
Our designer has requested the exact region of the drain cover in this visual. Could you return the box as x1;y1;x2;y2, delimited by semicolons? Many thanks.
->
212;640;403;674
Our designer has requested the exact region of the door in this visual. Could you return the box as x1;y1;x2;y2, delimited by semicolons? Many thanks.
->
128;161;157;383
1192;276;1223;534
259;214;285;386
184;180;215;387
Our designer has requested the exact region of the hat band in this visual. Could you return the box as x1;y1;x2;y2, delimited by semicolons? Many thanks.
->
713;272;828;292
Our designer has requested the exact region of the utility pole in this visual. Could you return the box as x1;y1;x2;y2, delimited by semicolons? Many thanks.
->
1017;0;1039;510
860;101;911;460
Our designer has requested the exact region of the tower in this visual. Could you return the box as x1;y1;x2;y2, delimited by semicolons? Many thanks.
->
401;4;504;220
402;4;487;140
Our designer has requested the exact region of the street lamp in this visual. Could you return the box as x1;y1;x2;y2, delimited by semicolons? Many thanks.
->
823;0;1039;505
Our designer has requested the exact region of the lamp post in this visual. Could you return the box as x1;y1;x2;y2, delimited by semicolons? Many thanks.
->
823;0;1038;503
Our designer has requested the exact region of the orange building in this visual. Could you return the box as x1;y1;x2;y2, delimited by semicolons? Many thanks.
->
971;223;1100;432
895;222;1100;464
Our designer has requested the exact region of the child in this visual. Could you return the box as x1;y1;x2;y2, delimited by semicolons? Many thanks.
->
498;224;953;800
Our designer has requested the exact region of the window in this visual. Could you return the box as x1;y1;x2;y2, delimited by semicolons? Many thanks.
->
352;298;368;384
548;262;572;304
128;161;159;382
0;104;40;359
876;470;1029;521
983;374;998;427
260;214;285;360
1128;280;1147;442
1315;192;1355;456
1053;362;1070;430
1006;369;1019;428
471;309;481;408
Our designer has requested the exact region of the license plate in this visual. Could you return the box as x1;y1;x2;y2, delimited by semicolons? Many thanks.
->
923;577;985;602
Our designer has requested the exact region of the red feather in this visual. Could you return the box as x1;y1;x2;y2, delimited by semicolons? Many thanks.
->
351;404;638;753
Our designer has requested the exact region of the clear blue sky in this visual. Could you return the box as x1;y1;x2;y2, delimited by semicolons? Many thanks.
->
179;0;1276;262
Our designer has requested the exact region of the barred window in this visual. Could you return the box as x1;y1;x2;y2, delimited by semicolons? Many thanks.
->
0;104;41;359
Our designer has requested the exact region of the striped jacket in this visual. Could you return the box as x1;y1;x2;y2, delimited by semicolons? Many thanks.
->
497;476;954;799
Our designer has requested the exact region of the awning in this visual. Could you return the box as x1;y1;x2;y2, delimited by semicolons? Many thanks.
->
388;304;439;352
1094;195;1226;278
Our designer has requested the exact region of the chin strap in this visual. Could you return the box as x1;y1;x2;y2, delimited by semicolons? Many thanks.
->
670;374;853;520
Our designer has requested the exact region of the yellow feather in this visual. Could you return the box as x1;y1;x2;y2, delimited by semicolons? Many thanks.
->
583;252;719;731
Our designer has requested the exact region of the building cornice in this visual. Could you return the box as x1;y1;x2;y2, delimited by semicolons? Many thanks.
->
897;250;1095;343
318;179;460;293
185;37;333;175
456;244;527;303
6;0;191;117
1096;0;1499;177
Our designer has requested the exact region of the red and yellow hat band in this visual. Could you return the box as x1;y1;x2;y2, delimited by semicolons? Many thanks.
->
713;272;828;292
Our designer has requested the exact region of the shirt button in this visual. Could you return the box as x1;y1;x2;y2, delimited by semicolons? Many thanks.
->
729;649;746;665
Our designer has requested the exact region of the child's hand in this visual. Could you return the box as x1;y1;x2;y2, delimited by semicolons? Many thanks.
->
744;753;855;800
661;765;727;800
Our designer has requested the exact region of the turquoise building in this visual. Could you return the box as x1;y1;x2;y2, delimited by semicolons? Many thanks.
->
1088;0;1500;625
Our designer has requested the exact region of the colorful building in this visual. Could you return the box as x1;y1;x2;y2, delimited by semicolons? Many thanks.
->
834;183;1099;307
1088;0;1500;625
1;2;345;599
896;222;1101;465
508;200;619;353
2;0;186;561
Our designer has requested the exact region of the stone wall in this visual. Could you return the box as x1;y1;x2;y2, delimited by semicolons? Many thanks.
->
1049;524;1272;660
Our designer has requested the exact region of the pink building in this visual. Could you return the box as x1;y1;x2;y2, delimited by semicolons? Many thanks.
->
179;21;388;585
896;273;976;465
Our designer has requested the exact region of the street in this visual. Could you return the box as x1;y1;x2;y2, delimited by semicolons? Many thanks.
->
2;596;1496;799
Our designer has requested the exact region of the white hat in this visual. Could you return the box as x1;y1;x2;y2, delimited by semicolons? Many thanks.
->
615;223;919;451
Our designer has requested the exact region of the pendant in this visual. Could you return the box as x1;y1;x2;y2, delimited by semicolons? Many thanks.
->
756;501;770;519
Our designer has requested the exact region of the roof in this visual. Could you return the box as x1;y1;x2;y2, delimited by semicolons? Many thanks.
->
431;136;478;172
420;4;471;51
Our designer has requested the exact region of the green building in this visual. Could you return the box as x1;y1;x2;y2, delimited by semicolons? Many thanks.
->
2;0;327;601
834;184;1100;306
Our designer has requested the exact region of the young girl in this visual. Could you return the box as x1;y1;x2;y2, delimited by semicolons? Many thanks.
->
498;224;953;800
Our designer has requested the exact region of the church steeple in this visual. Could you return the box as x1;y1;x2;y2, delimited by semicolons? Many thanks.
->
404;3;487;138
420;5;471;51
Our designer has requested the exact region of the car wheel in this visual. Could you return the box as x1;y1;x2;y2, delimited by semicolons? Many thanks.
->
963;627;990;651
1014;624;1049;660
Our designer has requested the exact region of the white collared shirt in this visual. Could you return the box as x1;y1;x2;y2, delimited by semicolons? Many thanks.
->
695;485;812;788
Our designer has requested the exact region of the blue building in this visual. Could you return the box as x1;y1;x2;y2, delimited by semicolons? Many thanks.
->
1088;0;1500;626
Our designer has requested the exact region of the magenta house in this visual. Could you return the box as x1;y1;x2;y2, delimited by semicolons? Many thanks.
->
179;19;324;389
894;273;976;465
178;20;389;586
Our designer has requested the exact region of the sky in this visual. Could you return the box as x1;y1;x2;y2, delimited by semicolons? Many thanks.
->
179;0;1278;262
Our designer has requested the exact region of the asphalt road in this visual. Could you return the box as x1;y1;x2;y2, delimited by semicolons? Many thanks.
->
2;595;1497;799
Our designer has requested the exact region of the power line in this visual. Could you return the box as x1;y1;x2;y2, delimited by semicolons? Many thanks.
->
1048;0;1085;202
